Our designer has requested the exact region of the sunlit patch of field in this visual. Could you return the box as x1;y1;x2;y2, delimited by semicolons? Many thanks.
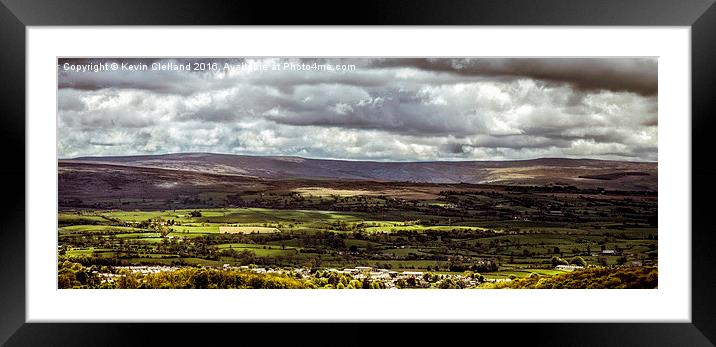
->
97;209;236;222
100;210;182;222
216;243;301;256
64;248;96;257
155;182;179;189
291;186;441;200
167;232;208;238
170;225;220;233
63;247;118;258
218;226;280;234
364;225;487;233
428;201;450;207
292;187;377;197
59;225;144;234
114;232;162;238
360;221;403;227
482;167;544;183
58;213;107;225
381;188;442;200
133;237;168;243
201;208;363;224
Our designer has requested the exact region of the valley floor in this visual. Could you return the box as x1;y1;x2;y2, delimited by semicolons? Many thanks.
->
58;203;657;289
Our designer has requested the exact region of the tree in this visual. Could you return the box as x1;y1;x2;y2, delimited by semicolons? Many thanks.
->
570;256;587;267
438;278;459;289
396;278;407;288
116;269;139;289
189;210;203;217
551;256;569;268
193;270;209;289
158;224;170;238
75;270;88;285
362;277;371;289
597;256;609;266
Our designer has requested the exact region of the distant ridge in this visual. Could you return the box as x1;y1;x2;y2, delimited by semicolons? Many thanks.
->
60;152;657;190
66;152;653;165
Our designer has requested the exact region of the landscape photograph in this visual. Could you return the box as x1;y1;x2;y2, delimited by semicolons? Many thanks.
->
57;57;658;289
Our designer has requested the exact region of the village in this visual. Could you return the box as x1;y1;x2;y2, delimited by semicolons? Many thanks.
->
95;264;521;289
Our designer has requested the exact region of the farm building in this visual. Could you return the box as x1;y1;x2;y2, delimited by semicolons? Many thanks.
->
555;265;584;271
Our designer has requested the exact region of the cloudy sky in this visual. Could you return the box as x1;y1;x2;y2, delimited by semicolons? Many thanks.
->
57;57;657;162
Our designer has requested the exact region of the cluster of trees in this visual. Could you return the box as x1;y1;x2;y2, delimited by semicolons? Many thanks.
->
118;267;306;289
438;187;656;225
550;256;587;268
59;262;308;289
446;259;498;273
58;260;111;289
420;271;486;289
482;266;657;289
59;260;490;290
188;210;203;217
309;271;384;289
60;258;654;290
156;237;219;259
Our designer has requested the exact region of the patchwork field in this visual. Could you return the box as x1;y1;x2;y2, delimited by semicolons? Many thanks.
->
218;226;280;234
58;155;657;289
58;199;657;280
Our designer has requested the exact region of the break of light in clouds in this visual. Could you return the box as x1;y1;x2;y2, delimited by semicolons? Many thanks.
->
57;57;657;162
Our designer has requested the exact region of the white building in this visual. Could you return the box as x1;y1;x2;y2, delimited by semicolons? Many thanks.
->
555;265;584;271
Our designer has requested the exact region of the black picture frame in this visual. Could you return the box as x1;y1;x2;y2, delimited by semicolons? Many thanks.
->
1;0;714;345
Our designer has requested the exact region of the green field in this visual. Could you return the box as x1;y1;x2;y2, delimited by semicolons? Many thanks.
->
58;200;657;277
364;225;487;233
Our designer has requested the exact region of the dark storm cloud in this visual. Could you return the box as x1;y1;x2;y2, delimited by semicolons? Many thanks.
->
371;58;657;96
261;86;488;137
57;57;658;162
58;58;379;92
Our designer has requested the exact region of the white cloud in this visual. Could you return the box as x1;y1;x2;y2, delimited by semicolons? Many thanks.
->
57;58;657;162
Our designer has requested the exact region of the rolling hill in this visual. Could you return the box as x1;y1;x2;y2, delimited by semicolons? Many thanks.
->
60;152;657;190
58;153;657;210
